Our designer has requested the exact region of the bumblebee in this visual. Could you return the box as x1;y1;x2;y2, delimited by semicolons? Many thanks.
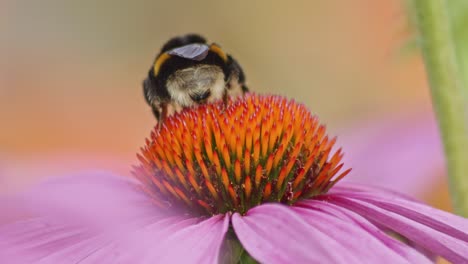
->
143;34;249;123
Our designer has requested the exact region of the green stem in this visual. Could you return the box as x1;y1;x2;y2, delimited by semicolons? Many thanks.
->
220;229;258;264
413;0;468;216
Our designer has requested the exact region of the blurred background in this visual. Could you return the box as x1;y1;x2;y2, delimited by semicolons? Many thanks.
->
0;1;452;209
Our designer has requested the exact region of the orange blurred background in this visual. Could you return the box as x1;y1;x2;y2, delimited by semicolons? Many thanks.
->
1;0;448;207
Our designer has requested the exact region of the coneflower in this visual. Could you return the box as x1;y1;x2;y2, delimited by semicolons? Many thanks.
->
1;94;467;263
134;94;350;216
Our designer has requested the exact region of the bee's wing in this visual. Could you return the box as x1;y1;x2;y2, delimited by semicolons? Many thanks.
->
160;34;207;53
167;44;209;61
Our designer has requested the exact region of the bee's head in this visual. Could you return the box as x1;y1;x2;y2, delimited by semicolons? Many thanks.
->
166;64;225;106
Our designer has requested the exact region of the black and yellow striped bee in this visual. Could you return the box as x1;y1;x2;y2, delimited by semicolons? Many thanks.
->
143;34;249;123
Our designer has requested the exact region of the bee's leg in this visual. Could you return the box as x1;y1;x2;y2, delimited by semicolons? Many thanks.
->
153;103;168;130
153;109;163;130
241;84;249;94
152;107;160;120
160;104;169;129
220;89;230;114
223;87;230;103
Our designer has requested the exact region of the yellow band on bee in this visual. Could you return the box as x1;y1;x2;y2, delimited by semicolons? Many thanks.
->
209;44;228;62
153;53;171;76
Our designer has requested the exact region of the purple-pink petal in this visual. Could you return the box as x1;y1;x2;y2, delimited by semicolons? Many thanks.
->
331;184;468;239
0;172;230;263
326;185;468;263
14;171;159;231
1;218;110;263
145;214;229;264
48;216;197;263
74;215;228;264
339;114;444;196
0;214;223;263
232;204;348;263
232;203;429;264
298;200;436;262
291;206;432;263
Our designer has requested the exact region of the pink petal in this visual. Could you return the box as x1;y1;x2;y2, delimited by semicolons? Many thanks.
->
298;200;435;262
0;172;230;263
76;217;198;263
330;184;468;238
143;214;230;264
233;203;428;263
0;153;132;194
1;218;112;263
232;204;343;263
331;183;422;202
0;215;212;263
339;114;444;195
326;187;468;263
13;171;157;230
0;196;29;225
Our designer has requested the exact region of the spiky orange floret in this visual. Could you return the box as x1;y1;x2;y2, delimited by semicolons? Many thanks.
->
133;94;351;215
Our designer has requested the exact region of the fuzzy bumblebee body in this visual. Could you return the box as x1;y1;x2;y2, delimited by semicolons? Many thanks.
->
143;34;249;122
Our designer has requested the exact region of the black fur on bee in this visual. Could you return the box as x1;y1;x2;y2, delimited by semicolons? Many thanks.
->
143;34;248;123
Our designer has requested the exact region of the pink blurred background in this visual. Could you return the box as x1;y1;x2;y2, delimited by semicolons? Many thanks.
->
0;1;449;209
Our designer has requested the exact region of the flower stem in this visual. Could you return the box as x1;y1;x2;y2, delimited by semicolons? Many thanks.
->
220;230;258;264
413;0;468;216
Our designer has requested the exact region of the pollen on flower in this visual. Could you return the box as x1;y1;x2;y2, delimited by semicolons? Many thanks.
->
133;94;351;216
